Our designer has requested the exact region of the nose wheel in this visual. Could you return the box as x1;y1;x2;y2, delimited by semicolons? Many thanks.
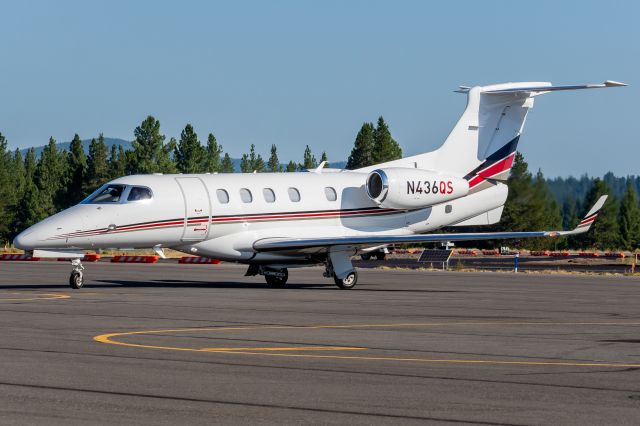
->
69;259;85;289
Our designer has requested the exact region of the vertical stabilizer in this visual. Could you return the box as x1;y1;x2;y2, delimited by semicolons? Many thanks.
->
364;81;625;188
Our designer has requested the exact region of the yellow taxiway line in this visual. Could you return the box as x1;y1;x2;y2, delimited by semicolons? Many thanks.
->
0;292;70;301
94;321;640;368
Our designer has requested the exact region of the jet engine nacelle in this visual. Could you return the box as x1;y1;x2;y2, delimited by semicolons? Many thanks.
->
365;168;469;209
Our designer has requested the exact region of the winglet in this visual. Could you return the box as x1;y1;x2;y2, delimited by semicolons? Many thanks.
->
604;80;627;87
573;195;608;233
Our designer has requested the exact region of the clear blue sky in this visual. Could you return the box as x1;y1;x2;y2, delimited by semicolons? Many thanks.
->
1;0;637;177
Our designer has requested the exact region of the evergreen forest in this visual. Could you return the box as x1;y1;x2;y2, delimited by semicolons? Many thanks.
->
1;115;637;251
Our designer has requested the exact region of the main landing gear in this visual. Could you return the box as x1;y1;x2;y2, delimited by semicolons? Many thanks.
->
245;265;289;288
264;268;288;288
69;258;84;289
325;248;359;289
332;270;358;289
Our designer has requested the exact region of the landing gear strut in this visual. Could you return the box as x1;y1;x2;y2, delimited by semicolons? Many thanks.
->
69;258;84;289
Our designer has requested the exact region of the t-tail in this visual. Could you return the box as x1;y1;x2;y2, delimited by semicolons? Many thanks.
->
367;80;626;192
441;81;627;189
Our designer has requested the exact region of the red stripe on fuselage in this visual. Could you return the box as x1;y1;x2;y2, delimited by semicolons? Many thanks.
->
49;207;403;239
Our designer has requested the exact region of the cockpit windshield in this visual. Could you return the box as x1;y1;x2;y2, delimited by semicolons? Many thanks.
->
82;184;154;204
87;184;125;203
127;186;153;201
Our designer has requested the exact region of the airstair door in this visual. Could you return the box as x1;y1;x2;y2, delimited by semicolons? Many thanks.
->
175;177;211;241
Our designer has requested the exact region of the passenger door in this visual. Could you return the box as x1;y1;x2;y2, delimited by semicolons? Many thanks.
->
175;177;211;241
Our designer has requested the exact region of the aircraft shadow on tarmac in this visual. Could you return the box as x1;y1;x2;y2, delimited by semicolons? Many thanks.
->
100;279;463;293
0;279;462;293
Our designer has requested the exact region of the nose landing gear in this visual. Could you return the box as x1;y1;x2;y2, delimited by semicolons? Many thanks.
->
69;259;85;289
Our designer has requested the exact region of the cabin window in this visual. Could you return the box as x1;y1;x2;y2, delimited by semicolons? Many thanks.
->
263;188;276;203
127;186;153;202
324;187;337;201
240;188;253;203
216;189;229;204
87;184;125;203
288;187;301;202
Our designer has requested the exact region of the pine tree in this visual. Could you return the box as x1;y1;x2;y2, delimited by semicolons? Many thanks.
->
267;144;282;172
619;181;640;251
86;135;110;192
160;137;177;174
9;149;26;239
372;116;402;163
240;144;265;172
203;133;222;172
220;153;235;173
531;170;563;250
498;154;558;249
24;148;37;182
175;124;205;173
0;133;14;242
346;122;375;169
109;144;127;179
35;137;65;216
579;179;620;249
240;154;250;173
320;151;329;168
500;152;533;233
12;149;25;205
298;145;317;170
66;133;87;205
129;116;175;174
285;160;297;172
560;198;580;250
14;180;46;231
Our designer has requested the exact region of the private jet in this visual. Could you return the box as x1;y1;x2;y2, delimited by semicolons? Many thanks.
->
14;80;624;289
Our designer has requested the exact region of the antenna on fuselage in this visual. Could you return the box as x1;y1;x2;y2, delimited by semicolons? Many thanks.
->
313;161;327;174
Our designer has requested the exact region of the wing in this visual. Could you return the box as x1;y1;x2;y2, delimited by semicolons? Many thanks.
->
254;196;607;254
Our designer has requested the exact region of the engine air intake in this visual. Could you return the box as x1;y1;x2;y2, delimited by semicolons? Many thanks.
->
366;170;388;201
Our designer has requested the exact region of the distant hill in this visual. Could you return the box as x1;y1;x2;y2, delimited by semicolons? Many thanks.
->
20;138;132;158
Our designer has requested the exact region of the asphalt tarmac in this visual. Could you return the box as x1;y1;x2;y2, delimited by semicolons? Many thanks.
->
0;262;639;425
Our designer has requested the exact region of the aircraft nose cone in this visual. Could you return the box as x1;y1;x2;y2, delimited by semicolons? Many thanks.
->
13;207;88;250
13;230;36;250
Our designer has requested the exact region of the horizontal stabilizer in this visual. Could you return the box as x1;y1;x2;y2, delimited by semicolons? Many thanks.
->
484;80;627;95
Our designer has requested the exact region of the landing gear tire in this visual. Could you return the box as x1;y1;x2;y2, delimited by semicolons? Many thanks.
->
69;270;84;289
265;268;288;288
333;270;358;289
360;253;371;261
375;252;386;261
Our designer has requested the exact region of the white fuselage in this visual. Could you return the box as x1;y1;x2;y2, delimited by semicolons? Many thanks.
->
15;170;507;264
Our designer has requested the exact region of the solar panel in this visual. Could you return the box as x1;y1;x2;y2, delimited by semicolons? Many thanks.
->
418;249;453;263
